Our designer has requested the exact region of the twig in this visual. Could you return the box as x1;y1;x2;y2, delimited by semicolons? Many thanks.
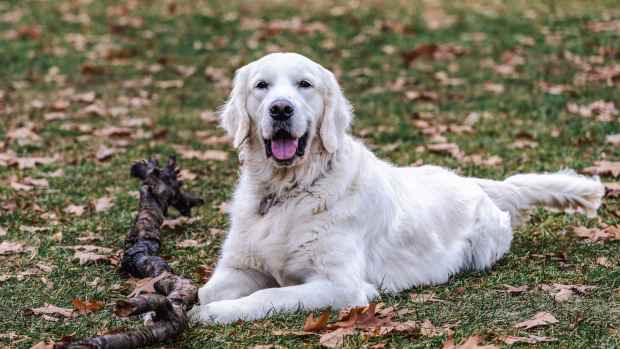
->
55;157;204;349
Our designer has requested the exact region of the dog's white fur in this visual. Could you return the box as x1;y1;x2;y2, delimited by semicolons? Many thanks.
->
189;53;605;324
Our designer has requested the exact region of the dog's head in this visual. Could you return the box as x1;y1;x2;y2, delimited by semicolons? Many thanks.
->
220;52;352;168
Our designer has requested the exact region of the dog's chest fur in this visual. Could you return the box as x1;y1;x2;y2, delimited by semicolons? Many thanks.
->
225;183;329;287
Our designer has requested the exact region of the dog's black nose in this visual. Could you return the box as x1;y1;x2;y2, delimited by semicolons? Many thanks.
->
269;100;294;120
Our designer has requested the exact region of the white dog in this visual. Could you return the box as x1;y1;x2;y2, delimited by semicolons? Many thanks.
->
189;52;605;324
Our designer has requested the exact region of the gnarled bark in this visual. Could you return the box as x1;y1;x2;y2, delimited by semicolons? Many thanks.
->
55;157;204;349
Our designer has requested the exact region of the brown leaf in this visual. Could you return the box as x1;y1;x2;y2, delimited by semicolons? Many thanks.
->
319;327;356;348
514;311;558;330
420;319;440;337
605;183;620;197
94;196;114;213
96;145;120;162
0;241;32;255
605;134;620;147
10;176;49;191
304;309;331;332
176;239;206;248
502;284;528;294
573;226;615;242
72;299;104;314
410;292;446;303
483;82;505;94
72;251;109;265
27;303;76;318
128;272;171;298
596;256;614;268
583;161;620;177
501;335;557;345
162;216;201;229
30;341;56;349
64;204;85;216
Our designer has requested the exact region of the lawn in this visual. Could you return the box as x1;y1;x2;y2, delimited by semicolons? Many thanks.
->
0;0;619;348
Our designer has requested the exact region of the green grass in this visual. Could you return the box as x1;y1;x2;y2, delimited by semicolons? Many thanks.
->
0;0;619;348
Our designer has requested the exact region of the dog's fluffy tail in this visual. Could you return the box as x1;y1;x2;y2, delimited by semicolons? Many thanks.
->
474;170;605;227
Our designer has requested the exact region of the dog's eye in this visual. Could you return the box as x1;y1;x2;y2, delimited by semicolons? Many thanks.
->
256;81;269;89
298;80;312;88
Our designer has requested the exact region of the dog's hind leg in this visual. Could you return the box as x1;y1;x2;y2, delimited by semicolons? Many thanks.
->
464;196;513;271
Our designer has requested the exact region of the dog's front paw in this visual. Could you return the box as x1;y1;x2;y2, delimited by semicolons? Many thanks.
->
188;300;252;325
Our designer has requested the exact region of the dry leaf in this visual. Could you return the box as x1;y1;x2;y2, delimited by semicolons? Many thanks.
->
596;256;614;268
502;284;528;294
94;196;114;213
410;292;446;303
514;311;558;329
583;161;620;177
0;227;6;237
0;241;32;255
162;216;200;229
30;341;56;349
573;226;615;242
72;299;104;314
319;327;355;348
128;272;171;298
606;134;620;147
96;145;120;162
72;251;108;265
176;239;206;248
27;303;75;318
304;309;331;332
501;335;557;345
64;204;85;216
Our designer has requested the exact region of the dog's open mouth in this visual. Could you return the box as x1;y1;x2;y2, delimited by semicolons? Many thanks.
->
265;130;308;163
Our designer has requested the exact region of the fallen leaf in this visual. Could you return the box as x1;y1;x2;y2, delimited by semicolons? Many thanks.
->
420;319;440;337
128;272;171;298
484;82;505;94
582;161;620;177
162;216;200;229
319;327;355;348
410;292;446;303
573;226;615;242
27;303;75;318
0;241;32;255
606;134;620;147
30;341;56;349
72;251;109;265
176;239;206;248
514;311;558;330
72;299;104;314
10;176;49;191
501;335;557;345
567;100;617;122
605;183;620;197
0;227;6;236
304;309;331;332
596;256;614;268
96;145;120;162
539;284;597;303
94;196;114;213
502;284;528;294
64;204;85;216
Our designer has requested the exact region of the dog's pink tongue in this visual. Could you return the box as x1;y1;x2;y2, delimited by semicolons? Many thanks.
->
271;138;298;160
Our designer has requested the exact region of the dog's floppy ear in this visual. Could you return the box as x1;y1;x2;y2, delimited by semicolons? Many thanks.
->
220;65;251;148
319;69;352;153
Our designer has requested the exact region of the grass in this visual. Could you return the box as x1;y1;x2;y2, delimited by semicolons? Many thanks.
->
0;0;619;348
